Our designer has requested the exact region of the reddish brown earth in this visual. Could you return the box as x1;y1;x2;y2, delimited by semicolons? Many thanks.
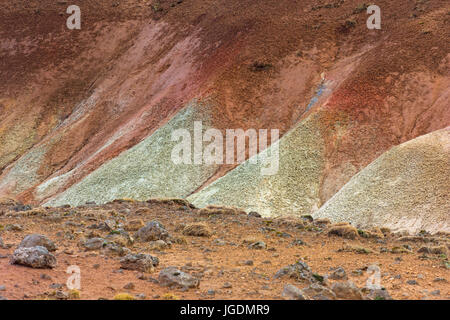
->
0;0;449;205
0;199;448;300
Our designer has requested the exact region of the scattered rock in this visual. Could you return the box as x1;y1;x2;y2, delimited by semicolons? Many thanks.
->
55;290;69;300
102;242;130;257
248;211;261;218
10;246;56;269
18;234;57;252
120;253;159;273
328;224;358;239
125;219;145;231
248;241;266;250
238;260;254;266
329;267;347;280
135;221;169;242
158;267;200;289
40;274;52;281
182;223;212;237
364;288;393;300
282;284;309;300
391;246;412;254
82;237;105;251
430;290;440;296
123;282;135;290
5;224;23;232
291;239;307;246
407;280;418;285
331;281;363;300
302;283;336;300
148;240;170;250
274;260;315;283
417;246;448;255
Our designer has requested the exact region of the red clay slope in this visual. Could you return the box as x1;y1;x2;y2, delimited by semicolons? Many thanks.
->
0;0;449;206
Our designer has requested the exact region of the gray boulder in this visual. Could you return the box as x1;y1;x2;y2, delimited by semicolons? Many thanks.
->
18;234;57;252
120;253;159;272
158;267;199;289
282;284;309;300
82;238;105;251
274;260;315;283
135;221;169;242
331;281;363;300
11;246;56;269
302;283;337;300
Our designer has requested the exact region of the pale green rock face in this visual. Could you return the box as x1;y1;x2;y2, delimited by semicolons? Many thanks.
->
188;112;326;218
45;101;220;207
313;127;450;234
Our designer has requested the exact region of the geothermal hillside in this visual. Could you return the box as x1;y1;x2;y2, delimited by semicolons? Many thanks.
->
0;1;449;233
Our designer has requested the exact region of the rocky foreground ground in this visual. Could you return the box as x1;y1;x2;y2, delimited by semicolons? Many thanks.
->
0;198;448;300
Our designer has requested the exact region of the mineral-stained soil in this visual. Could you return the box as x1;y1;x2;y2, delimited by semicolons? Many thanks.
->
0;199;448;300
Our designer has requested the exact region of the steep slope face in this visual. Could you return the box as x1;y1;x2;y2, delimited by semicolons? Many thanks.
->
314;127;450;234
1;0;449;215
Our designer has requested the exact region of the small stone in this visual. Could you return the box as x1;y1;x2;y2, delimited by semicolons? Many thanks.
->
282;284;308;300
123;282;135;290
238;260;254;266
0;285;5;291
274;260;315;283
222;282;232;288
302;283;336;300
40;274;52;280
329;267;347;280
125;219;145;231
365;288;392;300
82;238;105;251
148;240;169;251
55;290;69;300
328;224;358;239
407;280;418;285
50;283;63;289
182;223;212;237
248;211;261;218
207;289;215;295
331;281;363;300
120;253;159;273
5;224;23;231
248;241;266;250
430;290;440;296
158;267;199;289
135;221;169;242
136;293;146;299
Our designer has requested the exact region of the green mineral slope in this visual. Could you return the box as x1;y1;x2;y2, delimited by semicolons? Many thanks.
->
45;102;220;207
188;112;325;217
313;127;450;234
